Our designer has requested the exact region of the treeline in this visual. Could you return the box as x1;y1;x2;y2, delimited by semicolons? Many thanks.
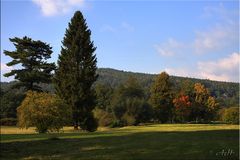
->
96;68;239;108
1;68;239;120
94;72;239;127
1;71;239;127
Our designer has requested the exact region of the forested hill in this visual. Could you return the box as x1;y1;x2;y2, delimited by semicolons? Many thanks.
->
1;68;239;107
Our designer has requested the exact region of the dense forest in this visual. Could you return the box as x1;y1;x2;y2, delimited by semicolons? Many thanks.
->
1;68;239;121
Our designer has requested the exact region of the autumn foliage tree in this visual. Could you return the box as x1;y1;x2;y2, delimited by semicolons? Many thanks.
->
206;96;219;120
173;94;191;122
17;91;70;133
192;83;218;122
194;83;210;104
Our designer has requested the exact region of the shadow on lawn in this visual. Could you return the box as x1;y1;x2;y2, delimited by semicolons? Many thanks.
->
1;129;239;160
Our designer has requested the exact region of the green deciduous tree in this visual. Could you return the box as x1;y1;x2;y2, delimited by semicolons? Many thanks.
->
111;76;152;126
4;36;56;91
95;83;113;111
122;98;153;125
54;11;98;131
180;79;195;100
17;91;70;133
123;76;145;98
150;72;173;123
0;88;25;118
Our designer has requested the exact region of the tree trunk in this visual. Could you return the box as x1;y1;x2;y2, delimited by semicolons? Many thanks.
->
74;120;78;130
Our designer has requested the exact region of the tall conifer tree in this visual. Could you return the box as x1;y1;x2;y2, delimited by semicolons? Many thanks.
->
54;11;98;131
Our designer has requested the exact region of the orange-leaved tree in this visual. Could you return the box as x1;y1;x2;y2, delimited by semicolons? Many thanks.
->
173;94;191;122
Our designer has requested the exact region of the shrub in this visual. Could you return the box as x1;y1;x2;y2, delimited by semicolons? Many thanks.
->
122;113;136;126
110;120;125;128
17;91;71;133
217;108;226;121
136;102;153;123
111;97;153;127
222;107;239;124
94;109;114;126
0;118;17;126
124;98;153;125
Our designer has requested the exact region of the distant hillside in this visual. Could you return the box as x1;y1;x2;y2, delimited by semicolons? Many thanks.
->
1;68;239;107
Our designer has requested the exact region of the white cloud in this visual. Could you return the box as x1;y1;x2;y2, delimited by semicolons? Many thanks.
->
165;67;194;78
32;0;84;16
1;63;13;72
165;52;240;82
193;3;239;54
197;52;239;82
193;24;237;54
154;38;185;56
202;3;238;24
155;23;237;56
1;63;14;82
194;4;238;54
155;4;238;56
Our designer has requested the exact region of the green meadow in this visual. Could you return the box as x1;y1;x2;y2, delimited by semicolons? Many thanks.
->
1;124;239;160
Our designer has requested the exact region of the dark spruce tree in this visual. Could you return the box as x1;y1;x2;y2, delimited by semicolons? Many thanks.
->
54;11;98;131
4;36;56;91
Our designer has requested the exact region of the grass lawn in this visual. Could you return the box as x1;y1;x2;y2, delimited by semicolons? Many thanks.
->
0;124;239;160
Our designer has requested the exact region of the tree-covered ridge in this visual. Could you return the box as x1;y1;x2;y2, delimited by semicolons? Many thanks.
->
1;67;239;107
96;68;239;107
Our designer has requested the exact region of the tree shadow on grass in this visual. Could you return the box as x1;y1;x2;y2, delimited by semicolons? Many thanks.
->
1;129;239;160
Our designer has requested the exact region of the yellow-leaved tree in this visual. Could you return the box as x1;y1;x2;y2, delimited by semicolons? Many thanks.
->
17;91;71;133
193;83;218;122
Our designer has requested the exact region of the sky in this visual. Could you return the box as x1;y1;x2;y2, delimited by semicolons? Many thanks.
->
1;0;239;82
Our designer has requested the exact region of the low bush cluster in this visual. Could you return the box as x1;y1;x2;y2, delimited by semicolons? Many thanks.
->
220;107;239;124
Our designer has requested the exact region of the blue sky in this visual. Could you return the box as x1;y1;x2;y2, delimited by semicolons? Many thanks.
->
1;0;239;82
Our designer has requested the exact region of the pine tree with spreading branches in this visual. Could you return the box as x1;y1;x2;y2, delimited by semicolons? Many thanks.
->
4;36;55;91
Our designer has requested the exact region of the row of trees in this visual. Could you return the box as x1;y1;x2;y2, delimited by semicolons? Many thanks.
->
94;72;224;127
1;74;238;130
